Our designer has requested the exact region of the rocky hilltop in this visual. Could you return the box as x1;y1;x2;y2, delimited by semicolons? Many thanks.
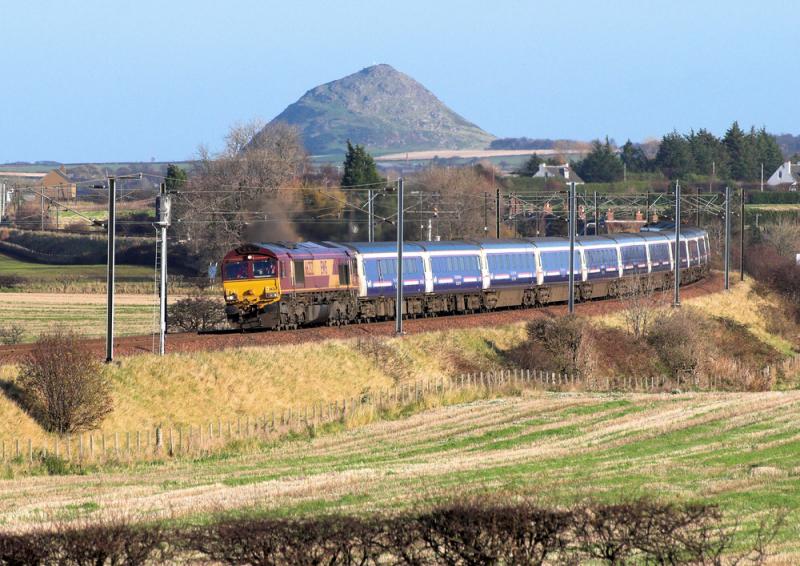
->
266;64;494;155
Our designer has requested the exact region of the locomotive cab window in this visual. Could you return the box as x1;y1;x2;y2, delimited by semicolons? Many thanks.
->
252;259;277;278
223;261;248;280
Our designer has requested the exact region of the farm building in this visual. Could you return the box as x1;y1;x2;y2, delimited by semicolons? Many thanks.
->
533;163;584;184
766;161;799;189
37;166;77;200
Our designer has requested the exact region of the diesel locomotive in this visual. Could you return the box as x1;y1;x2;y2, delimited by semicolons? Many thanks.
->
222;228;710;330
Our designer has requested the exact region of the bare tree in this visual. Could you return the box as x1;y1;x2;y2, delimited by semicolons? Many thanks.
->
621;277;666;340
410;165;496;240
17;329;113;434
175;120;308;265
763;218;800;257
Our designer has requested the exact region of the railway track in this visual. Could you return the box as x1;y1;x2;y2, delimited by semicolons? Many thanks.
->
0;273;724;365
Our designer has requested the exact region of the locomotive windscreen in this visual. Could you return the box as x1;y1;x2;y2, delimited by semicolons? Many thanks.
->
223;261;248;280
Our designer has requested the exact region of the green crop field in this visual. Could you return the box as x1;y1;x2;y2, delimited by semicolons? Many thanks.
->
0;252;153;282
1;391;798;555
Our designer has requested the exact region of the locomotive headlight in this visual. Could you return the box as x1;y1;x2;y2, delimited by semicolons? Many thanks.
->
226;292;238;301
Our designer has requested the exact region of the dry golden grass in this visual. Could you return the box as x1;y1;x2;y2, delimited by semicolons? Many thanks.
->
599;277;797;355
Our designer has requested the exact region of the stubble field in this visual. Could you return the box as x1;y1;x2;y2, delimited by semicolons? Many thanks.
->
1;390;799;557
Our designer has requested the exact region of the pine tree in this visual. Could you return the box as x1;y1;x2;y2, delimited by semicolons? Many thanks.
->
165;163;187;193
723;121;758;181
754;128;784;179
518;154;543;176
341;141;382;187
687;129;729;178
574;138;623;182
620;140;650;173
655;131;694;179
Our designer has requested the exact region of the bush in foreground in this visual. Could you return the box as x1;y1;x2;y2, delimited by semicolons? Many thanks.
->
167;295;226;332
17;329;113;434
0;499;783;564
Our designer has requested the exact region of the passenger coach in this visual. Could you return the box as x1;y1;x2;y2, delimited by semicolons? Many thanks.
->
222;229;711;330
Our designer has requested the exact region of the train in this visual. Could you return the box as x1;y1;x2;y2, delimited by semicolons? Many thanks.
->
221;228;711;330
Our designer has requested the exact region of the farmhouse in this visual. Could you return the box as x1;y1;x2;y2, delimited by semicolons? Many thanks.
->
37;166;77;200
533;163;584;184
766;161;799;189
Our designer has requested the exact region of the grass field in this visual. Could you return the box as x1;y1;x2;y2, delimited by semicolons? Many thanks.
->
0;391;798;556
0;252;153;283
0;292;163;343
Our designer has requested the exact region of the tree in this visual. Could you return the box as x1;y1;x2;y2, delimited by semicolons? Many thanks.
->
723;121;758;181
165;163;187;193
341;141;382;188
517;154;543;176
754;128;784;179
655;131;694;179
175;120;308;267
412;166;494;240
574;138;623;182
619;140;650;173
18;329;113;434
687;129;729;178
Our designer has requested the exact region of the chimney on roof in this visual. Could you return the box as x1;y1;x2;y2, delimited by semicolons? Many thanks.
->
59;164;66;173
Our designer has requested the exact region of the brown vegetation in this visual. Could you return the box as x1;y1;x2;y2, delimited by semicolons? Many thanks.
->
17;330;112;434
167;295;226;332
512;303;785;390
175;120;308;267
0;499;780;565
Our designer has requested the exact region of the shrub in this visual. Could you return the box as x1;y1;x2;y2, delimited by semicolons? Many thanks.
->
517;315;595;375
17;330;113;434
646;310;702;380
0;274;24;288
0;323;24;345
167;295;226;332
52;523;169;565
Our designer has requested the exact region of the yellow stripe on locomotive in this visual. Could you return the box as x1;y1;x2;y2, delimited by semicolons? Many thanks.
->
222;255;281;310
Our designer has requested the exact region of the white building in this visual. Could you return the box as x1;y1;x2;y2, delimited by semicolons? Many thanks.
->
533;163;584;184
766;161;799;189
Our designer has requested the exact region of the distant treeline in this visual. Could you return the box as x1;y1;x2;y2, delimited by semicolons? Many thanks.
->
774;133;800;157
518;122;790;183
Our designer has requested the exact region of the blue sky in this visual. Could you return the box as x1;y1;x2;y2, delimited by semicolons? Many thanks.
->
1;0;797;163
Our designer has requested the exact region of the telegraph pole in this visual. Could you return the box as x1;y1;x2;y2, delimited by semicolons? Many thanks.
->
740;188;745;282
483;192;488;235
593;191;598;235
367;188;374;242
724;186;731;290
673;181;681;307
495;187;501;238
568;182;576;314
105;173;142;363
106;177;117;362
395;177;404;335
156;183;171;355
696;188;700;226
0;183;5;222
